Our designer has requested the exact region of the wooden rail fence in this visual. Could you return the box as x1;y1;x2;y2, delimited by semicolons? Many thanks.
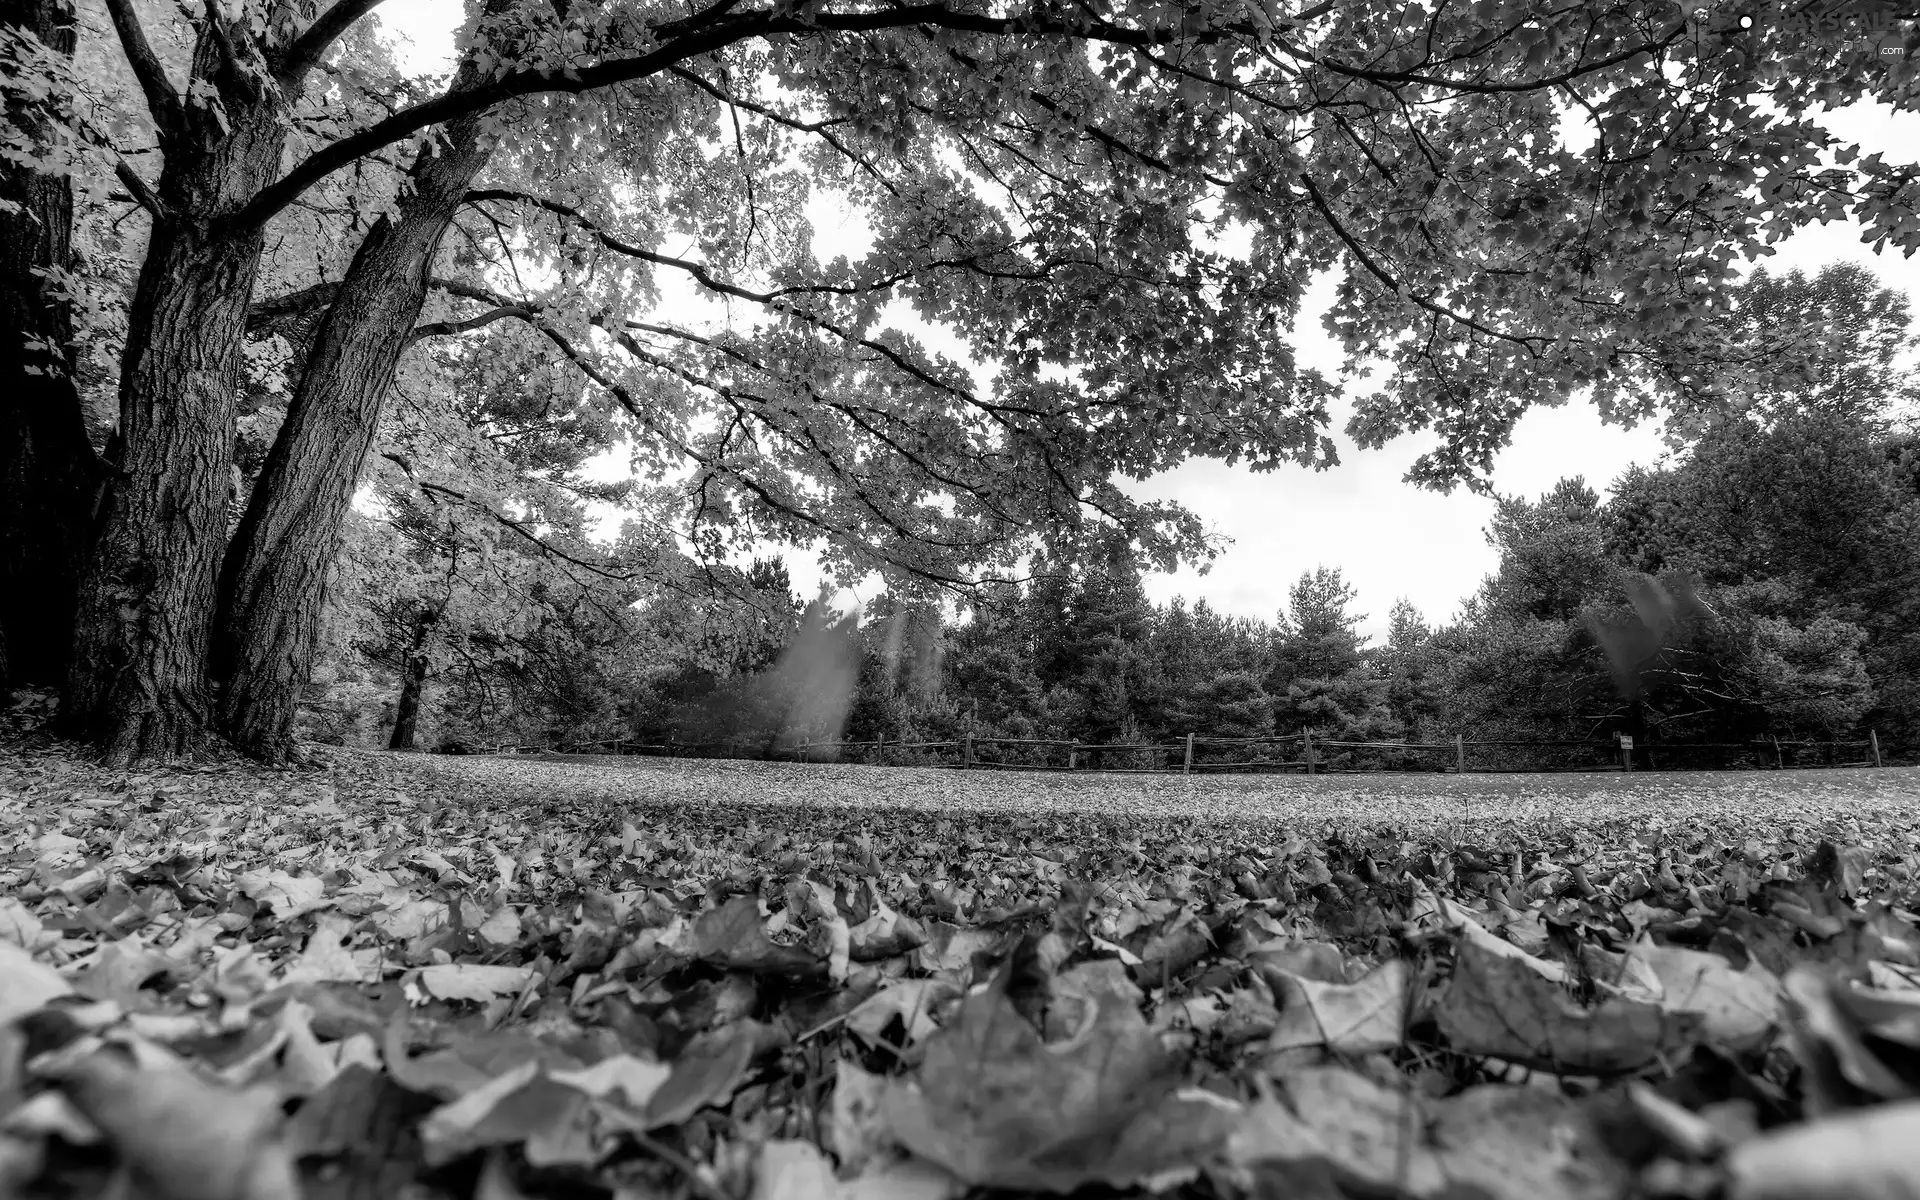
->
522;728;1891;776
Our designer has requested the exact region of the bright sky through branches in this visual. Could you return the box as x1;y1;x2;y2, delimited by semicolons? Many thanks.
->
375;2;1920;640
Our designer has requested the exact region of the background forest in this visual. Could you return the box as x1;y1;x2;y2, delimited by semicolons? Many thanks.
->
6;0;1919;772
303;261;1920;768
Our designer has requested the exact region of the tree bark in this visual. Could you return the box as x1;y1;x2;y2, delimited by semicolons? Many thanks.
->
388;657;429;751
65;223;267;760
387;609;439;751
64;21;295;763
216;109;495;761
0;0;105;699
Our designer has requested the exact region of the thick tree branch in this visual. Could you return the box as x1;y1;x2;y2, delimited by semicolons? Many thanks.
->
276;0;390;86
227;0;1691;243
1272;22;1687;94
651;0;747;39
102;0;183;137
113;159;167;220
409;304;539;342
200;0;268;101
247;279;345;336
251;275;489;335
429;276;517;309
234;2;1277;228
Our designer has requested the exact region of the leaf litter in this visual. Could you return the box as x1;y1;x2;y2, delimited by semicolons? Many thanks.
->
2;738;1920;1199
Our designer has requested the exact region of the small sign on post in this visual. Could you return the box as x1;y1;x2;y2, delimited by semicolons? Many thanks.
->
1619;733;1635;771
1184;733;1194;775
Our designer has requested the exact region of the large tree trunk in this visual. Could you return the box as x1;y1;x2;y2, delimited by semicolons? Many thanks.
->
64;221;268;760
387;610;440;751
0;0;105;700
216;111;494;761
63;27;293;763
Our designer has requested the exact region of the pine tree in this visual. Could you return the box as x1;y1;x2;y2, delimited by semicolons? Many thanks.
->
1269;567;1393;742
1375;598;1439;739
1269;568;1366;692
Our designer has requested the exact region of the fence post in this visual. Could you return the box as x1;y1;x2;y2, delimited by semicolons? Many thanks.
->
1871;729;1882;768
1772;734;1782;769
1303;729;1314;776
1453;733;1465;774
1183;732;1194;775
1068;746;1077;771
964;733;974;769
1619;733;1634;772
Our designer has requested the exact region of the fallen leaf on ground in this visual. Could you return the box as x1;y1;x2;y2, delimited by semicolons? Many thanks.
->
695;896;827;977
1261;957;1411;1055
845;978;961;1051
0;939;70;1024
644;1018;786;1129
883;959;1219;1190
1437;936;1704;1073
34;1036;300;1200
416;963;537;1004
235;870;330;920
1725;1099;1920;1200
1622;939;1782;1052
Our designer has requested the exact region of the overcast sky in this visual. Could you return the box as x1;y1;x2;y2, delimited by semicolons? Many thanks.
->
378;6;1920;639
1125;197;1920;640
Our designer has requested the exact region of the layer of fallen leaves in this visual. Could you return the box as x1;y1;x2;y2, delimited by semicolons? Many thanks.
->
4;729;1920;1200
405;745;1920;835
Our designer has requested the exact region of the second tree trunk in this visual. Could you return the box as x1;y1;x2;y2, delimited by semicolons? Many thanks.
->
215;110;494;762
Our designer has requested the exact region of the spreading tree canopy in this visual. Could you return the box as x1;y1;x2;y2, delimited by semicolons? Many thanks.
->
2;0;1917;762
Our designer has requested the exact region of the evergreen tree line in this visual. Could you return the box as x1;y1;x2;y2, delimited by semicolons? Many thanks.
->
306;401;1920;770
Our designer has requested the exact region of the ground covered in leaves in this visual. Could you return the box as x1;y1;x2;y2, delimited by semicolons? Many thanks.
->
398;746;1920;835
3;732;1920;1200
